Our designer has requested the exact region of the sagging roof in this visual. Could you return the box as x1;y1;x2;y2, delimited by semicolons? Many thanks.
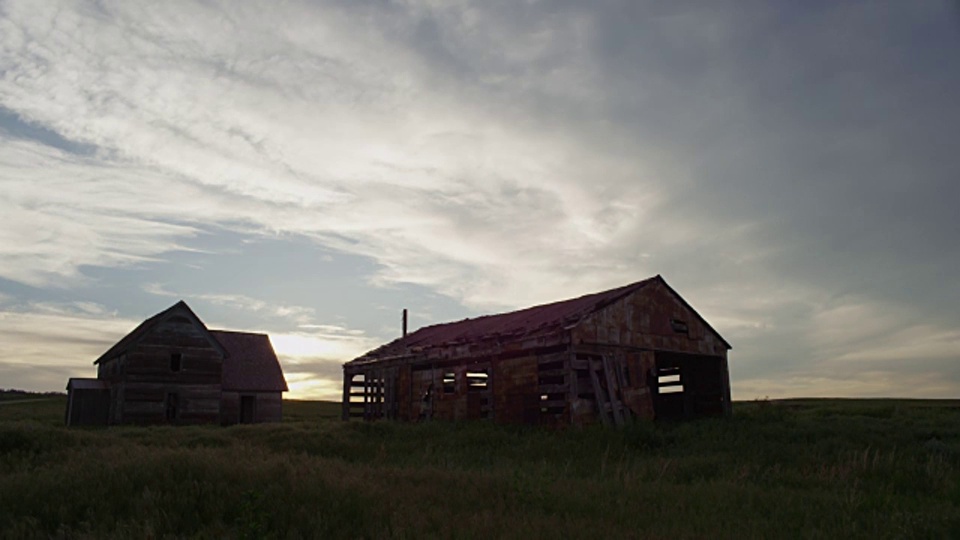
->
94;300;226;364
211;330;289;392
347;275;731;366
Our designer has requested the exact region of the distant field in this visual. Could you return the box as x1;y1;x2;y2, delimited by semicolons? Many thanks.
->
1;396;958;538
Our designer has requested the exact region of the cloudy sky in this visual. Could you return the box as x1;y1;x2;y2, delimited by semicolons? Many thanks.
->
1;1;958;400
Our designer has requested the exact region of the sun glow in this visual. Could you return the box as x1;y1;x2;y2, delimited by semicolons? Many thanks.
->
270;331;376;361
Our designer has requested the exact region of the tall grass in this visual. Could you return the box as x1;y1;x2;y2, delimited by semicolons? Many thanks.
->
1;398;958;538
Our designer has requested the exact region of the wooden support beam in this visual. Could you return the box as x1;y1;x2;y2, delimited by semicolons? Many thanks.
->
537;368;568;378
341;374;351;421
613;355;633;425
538;399;568;408
538;383;569;394
568;351;580;401
602;356;624;426
590;364;611;427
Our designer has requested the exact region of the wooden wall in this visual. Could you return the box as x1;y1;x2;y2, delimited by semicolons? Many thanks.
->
346;352;554;425
221;391;283;424
571;279;728;358
571;280;731;419
65;388;110;426
110;315;223;425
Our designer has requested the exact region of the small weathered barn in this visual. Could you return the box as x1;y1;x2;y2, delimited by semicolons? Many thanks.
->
66;301;288;426
342;275;731;426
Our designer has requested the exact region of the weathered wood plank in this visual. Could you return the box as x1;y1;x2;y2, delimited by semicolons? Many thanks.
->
590;367;611;427
602;356;625;426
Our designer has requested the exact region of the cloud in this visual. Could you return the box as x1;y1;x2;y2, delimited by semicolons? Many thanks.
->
0;302;138;393
0;1;673;307
270;331;380;400
735;370;960;401
0;1;958;398
143;283;317;325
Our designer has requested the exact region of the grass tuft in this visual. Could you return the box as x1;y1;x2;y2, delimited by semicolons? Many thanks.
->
1;397;959;538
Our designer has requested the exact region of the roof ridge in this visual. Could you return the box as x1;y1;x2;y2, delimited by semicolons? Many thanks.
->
209;329;269;336
94;300;229;364
413;276;657;333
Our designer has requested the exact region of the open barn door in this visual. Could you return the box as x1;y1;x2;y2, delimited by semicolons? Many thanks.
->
652;352;726;420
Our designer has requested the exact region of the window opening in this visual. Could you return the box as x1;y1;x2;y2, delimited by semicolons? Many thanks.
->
442;372;456;394
466;370;488;392
670;319;689;334
657;367;684;394
170;352;182;372
165;392;179;421
240;395;256;424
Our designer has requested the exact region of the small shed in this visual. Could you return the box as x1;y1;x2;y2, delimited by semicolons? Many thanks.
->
65;378;110;426
342;275;732;426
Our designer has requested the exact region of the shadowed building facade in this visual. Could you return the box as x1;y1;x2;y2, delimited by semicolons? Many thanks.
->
342;275;731;426
65;301;287;426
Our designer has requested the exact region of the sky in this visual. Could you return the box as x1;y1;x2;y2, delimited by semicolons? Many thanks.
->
1;1;958;401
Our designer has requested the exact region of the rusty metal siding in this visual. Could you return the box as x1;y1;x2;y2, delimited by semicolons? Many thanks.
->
572;279;728;359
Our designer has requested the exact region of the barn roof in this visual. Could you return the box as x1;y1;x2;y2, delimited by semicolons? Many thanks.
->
348;275;730;365
211;330;288;392
94;300;226;364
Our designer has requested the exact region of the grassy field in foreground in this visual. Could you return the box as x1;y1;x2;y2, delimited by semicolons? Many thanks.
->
1;396;959;539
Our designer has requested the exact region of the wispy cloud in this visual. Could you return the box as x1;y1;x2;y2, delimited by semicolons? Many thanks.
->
143;283;316;325
0;302;138;393
0;1;672;308
0;1;957;398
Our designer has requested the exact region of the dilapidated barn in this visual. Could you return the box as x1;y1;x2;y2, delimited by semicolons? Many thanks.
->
342;275;731;426
66;301;288;426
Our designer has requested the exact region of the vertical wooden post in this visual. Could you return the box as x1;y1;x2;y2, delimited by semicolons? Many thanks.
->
720;356;732;416
379;371;385;419
568;351;579;424
341;372;351;421
602;356;625;426
590;361;611;427
364;373;370;421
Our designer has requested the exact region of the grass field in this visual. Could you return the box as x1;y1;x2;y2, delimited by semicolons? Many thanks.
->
1;394;959;539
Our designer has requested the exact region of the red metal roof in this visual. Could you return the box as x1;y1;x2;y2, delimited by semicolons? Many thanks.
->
211;330;288;392
349;276;661;363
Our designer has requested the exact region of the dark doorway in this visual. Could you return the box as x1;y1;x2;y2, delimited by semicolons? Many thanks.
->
652;352;725;420
240;395;256;424
165;393;179;422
